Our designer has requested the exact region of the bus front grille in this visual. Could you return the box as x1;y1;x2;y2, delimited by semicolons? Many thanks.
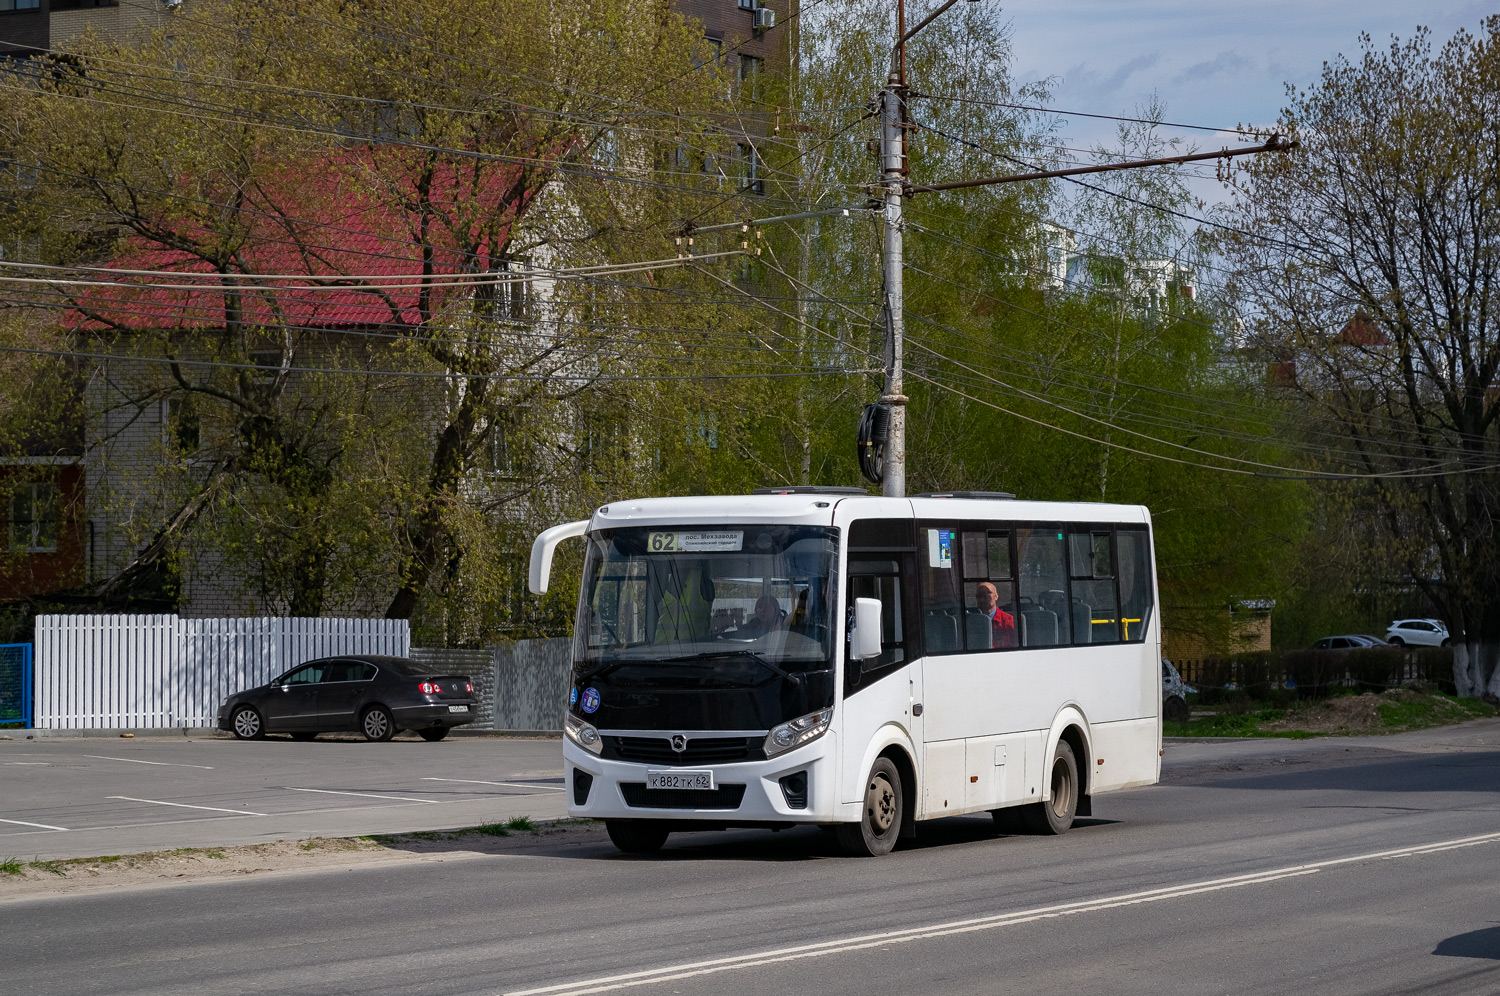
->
607;736;762;765
619;783;747;810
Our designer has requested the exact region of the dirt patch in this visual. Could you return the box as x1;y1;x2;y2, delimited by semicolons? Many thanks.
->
1263;693;1387;734
0;819;608;901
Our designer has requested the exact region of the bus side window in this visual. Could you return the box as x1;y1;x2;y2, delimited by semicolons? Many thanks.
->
1016;525;1069;648
1116;528;1154;642
848;569;904;666
1069;529;1120;644
962;529;1017;651
920;526;962;653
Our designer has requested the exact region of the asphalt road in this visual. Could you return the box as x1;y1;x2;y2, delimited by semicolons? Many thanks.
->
3;721;1499;996
0;734;569;858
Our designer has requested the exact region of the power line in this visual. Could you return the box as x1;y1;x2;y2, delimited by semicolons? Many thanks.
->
910;91;1249;136
0;341;874;383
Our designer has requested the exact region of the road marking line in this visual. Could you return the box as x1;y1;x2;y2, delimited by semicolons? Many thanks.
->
0;817;69;831
285;787;438;804
107;796;266;817
421;777;567;792
508;829;1500;996
83;754;214;770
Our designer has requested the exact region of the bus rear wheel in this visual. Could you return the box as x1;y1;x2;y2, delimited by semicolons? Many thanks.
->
1019;741;1079;836
606;819;670;854
837;757;903;857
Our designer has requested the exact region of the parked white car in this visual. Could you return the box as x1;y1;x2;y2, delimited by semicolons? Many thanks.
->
1384;618;1451;648
1162;659;1192;724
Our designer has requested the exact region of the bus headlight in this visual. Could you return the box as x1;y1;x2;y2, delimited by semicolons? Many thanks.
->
564;711;603;755
764;707;833;758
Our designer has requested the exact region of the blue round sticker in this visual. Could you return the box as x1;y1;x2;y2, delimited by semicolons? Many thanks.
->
569;687;579;707
580;687;601;714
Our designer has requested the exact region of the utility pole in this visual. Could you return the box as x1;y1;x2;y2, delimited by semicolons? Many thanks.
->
877;41;908;498
862;0;1292;498
873;0;972;498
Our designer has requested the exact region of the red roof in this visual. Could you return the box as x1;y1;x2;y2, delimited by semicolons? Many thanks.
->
71;150;530;332
1334;310;1390;347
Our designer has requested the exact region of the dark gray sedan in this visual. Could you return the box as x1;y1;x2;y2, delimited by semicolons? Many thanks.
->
217;655;477;742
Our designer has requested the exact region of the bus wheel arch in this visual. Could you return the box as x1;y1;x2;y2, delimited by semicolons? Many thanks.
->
1044;707;1092;811
1058;724;1091;816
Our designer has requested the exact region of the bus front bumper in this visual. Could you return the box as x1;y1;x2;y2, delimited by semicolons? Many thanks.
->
562;734;838;824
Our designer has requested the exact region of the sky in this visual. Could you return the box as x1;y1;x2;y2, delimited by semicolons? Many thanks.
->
1001;0;1493;202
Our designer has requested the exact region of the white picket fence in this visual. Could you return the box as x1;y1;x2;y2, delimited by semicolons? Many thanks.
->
33;614;410;730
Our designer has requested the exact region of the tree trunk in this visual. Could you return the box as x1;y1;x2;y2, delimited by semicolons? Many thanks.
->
1453;641;1475;698
384;378;491;619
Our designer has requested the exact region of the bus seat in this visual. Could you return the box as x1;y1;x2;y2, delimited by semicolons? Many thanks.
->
1072;600;1093;643
925;609;960;652
964;610;993;650
1022;608;1057;646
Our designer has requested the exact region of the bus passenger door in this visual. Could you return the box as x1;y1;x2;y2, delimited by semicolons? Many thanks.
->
842;554;920;807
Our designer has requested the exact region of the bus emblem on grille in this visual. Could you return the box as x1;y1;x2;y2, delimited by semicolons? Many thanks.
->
670;735;689;753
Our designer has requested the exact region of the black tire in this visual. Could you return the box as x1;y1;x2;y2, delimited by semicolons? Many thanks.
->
230;706;264;741
836;756;904;857
1019;740;1079;836
1388;636;1405;647
1163;695;1190;724
361;705;396;742
418;727;449;742
606;819;670;854
289;731;318;742
1441;638;1451;648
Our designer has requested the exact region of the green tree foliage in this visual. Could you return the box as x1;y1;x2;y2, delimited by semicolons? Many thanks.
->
0;0;1314;655
1224;19;1500;698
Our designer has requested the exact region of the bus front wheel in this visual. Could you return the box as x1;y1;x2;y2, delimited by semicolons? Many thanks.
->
606;819;670;854
1019;741;1079;835
837;757;904;857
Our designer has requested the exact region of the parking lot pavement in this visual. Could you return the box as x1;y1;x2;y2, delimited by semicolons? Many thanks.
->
0;734;570;860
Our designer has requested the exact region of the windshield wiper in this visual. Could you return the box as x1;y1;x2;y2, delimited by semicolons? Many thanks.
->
658;651;816;686
574;660;627;683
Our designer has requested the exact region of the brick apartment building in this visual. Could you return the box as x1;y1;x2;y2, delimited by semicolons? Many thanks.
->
0;0;178;57
0;0;792;62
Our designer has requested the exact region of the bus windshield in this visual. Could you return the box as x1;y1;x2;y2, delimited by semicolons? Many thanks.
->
575;525;838;673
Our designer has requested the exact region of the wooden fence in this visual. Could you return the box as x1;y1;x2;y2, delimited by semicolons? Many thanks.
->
1172;647;1455;697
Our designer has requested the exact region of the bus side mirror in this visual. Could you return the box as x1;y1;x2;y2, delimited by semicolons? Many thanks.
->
529;519;591;594
852;597;883;660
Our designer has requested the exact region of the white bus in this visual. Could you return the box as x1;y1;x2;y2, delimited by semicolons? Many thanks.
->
529;487;1161;856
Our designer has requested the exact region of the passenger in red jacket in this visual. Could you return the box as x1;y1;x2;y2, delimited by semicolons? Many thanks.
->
976;582;1018;648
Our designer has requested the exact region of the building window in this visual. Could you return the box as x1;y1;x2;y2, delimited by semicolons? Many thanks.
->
591;129;619;170
694;37;724;70
248;350;281;384
580;419;625;473
496;258;530;320
9;483;57;553
166;397;200;454
0;0;42;10
737;143;763;195
485;421;528;477
738;55;762;100
687;412;718;450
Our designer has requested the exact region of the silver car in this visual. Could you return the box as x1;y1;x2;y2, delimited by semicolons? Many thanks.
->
1162;659;1192;724
1384;618;1451;648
